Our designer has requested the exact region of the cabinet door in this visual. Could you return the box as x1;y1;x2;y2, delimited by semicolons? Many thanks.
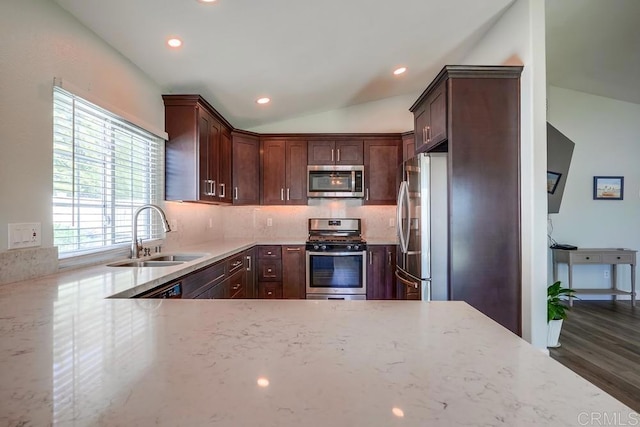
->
285;140;307;205
197;108;216;202
402;132;415;162
217;128;233;204
228;269;246;299
307;140;335;165
244;248;256;299
232;134;260;205
335;140;364;165
413;104;428;154
257;259;282;281
282;245;306;299
424;81;447;150
366;245;396;300
207;117;221;199
363;139;401;205
261;139;286;205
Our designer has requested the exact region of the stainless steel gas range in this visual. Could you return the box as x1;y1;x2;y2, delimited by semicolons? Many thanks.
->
305;218;367;300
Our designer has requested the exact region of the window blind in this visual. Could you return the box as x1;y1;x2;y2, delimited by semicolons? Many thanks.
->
53;87;165;258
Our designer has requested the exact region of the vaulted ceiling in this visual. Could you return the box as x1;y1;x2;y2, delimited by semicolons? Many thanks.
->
546;0;640;105
53;0;515;128
52;0;639;131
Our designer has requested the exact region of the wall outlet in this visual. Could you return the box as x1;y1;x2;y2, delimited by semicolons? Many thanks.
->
604;270;610;279
8;223;41;249
267;218;273;227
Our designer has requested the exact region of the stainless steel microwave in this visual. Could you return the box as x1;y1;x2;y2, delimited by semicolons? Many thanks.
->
307;165;364;198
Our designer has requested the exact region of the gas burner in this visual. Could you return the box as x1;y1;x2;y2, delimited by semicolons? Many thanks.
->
306;218;366;252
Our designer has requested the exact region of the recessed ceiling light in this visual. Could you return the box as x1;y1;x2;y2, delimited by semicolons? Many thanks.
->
257;377;269;387
198;0;217;3
256;97;270;105
393;67;407;76
167;38;183;48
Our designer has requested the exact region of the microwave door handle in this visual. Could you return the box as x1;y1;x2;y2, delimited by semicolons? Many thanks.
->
351;170;356;192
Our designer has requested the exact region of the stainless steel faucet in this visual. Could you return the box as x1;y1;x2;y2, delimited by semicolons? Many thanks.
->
131;204;171;258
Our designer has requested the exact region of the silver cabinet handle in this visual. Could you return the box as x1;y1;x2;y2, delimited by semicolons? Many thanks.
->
219;183;225;198
246;255;251;271
234;187;238;200
426;126;431;142
232;283;241;291
388;251;392;266
286;188;290;201
267;291;273;296
267;251;272;255
365;188;369;201
331;148;334;162
211;180;216;196
423;127;427;143
232;260;242;267
280;188;284;201
286;247;301;251
369;251;372;265
337;149;340;162
202;180;209;196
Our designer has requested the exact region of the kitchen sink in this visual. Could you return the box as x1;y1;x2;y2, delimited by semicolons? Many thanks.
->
107;260;186;267
146;253;206;262
107;253;206;267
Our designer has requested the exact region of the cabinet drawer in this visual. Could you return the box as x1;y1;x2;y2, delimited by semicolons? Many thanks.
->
228;272;245;299
570;253;602;264
602;253;635;264
257;259;282;281
227;253;245;275
258;246;281;259
259;282;283;299
182;261;226;298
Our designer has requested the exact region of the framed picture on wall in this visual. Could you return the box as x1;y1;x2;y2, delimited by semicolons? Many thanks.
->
547;171;562;194
593;176;624;200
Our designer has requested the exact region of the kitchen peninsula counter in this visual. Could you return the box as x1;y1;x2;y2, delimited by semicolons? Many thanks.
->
0;241;636;426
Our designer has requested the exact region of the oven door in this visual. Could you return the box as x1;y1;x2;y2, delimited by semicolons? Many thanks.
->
306;250;367;296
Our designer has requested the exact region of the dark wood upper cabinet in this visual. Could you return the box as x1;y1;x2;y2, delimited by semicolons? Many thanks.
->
232;132;260;205
163;95;233;204
282;245;306;299
261;139;307;205
363;138;401;205
410;65;523;335
308;139;364;165
402;132;415;162
412;80;447;153
218;127;233;204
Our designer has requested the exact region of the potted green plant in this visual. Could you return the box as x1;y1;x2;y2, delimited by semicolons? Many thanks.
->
547;281;576;348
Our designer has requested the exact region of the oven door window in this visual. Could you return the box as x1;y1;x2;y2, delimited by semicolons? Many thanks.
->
308;253;363;289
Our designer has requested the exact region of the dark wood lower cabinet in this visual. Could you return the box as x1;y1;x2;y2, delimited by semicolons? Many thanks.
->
282;245;306;299
258;282;283;299
366;245;396;300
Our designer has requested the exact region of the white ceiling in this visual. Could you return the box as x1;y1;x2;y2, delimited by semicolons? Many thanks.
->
546;0;640;105
53;0;515;129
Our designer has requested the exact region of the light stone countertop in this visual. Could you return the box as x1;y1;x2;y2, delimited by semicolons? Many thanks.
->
0;239;636;426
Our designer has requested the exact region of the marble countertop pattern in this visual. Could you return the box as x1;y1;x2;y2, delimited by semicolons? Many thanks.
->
0;239;636;426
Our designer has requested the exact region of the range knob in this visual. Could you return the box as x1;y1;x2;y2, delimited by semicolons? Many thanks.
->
321;245;327;251
353;244;360;251
313;244;320;251
347;245;352;250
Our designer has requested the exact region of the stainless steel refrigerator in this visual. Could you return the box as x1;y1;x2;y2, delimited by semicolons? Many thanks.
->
396;152;448;301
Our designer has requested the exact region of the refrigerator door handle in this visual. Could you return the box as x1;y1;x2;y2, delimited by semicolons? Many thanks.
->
396;181;410;254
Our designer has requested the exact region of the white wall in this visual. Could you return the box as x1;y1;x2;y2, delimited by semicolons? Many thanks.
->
0;0;166;252
460;0;548;348
547;86;640;292
247;93;415;134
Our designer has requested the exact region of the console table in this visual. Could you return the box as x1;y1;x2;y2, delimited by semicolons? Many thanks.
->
552;248;637;306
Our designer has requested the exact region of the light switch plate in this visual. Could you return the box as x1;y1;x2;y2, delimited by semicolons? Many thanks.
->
8;223;41;249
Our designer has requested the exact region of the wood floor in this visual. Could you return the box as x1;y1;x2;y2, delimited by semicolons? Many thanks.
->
549;300;640;412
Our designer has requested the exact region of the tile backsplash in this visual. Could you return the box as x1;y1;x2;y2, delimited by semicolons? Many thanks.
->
164;199;397;247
